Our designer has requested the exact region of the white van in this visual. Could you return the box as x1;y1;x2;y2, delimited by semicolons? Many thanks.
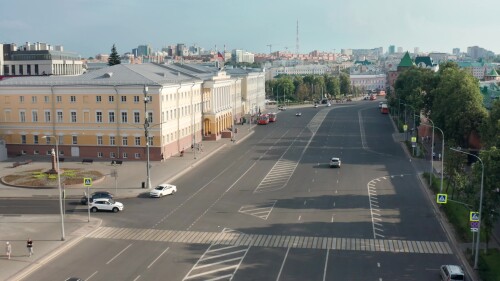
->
440;265;465;280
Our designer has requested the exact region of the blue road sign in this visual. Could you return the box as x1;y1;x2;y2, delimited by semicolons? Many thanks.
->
436;194;447;204
470;212;479;222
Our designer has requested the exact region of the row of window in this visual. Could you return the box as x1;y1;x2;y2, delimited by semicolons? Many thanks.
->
19;135;150;146
20;149;141;159
18;95;147;104
13;105;201;123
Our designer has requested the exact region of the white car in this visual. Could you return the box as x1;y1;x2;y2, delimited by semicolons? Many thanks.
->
327;103;331;107
329;157;341;168
295;112;302;116
90;198;124;213
314;104;318;108
150;184;177;198
439;265;465;281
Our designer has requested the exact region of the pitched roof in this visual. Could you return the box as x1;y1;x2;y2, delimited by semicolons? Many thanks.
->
0;63;199;86
414;56;434;67
486;69;499;76
398;51;414;67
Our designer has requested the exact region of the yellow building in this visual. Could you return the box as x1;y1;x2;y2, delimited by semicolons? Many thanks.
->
0;63;265;161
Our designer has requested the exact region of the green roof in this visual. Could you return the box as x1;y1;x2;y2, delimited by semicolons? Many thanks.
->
486;69;499;76
398;51;414;67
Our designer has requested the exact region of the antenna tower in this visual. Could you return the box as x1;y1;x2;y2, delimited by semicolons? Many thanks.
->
296;19;299;56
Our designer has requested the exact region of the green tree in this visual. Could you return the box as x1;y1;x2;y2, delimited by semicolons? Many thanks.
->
108;44;121;66
480;100;500;148
339;73;350;96
325;75;340;99
471;147;500;250
394;67;435;115
431;68;487;147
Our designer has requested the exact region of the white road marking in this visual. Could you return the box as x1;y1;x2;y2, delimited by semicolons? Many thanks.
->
147;247;169;269
323;249;330;281
133;275;141;281
377;262;380;267
304;200;307;205
298;215;301;221
276;247;291;281
331;215;335;222
106;243;132;265
86;271;98;281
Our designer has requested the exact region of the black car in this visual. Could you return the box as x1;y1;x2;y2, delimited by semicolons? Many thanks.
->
81;191;113;205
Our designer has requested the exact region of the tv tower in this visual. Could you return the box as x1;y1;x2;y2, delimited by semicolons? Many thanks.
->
296;19;299;56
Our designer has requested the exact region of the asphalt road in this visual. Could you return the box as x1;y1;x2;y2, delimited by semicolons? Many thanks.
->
16;101;464;281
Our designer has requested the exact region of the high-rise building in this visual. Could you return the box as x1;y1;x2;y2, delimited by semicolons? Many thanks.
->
388;45;395;54
452;48;460;55
414;47;420;55
397;47;403;53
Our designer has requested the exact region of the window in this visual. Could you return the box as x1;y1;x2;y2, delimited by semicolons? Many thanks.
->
97;136;103;145
134;96;140;103
123;152;128;159
32;96;37;103
96;96;102;102
21;135;26;144
20;111;26;122
121;96;127;102
110;136;116;146
96;111;102;123
134;137;141;146
32;110;38;122
148;136;153;146
148;112;153;123
70;96;76;103
134;153;141;159
72;136;78;145
134;112;140;123
110;152;116;158
34;135;39;144
56;96;62;103
20;96;25;103
108;96;114;102
97;152;103;158
71;111;77;123
45;137;51;144
58;135;64;145
57;111;63;123
44;96;49;103
122;136;128;146
108;111;115;123
34;150;39;155
45;111;51;122
121;112;128;123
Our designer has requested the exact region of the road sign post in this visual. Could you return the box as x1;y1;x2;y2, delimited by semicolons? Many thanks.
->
84;178;93;222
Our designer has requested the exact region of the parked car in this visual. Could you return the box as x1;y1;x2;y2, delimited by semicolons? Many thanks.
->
81;191;113;205
89;198;124;213
150;184;177;198
439;265;465;280
329;157;341;168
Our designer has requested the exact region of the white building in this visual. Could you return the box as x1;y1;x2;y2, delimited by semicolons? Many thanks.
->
350;74;387;91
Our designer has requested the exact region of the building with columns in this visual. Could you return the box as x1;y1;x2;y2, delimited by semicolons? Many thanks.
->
0;63;266;160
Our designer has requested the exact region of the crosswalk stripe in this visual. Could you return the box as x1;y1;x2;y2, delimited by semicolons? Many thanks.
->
86;227;453;255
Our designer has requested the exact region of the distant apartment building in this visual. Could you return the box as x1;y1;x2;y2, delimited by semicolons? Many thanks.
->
452;48;460;55
341;49;353;56
350;74;387;91
388;45;395;54
457;61;498;80
132;45;152;58
266;65;330;80
467;46;494;60
1;42;84;76
0;63;265;159
232;49;255;64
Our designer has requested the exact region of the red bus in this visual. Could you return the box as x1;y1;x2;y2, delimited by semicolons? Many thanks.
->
268;113;277;122
257;114;269;125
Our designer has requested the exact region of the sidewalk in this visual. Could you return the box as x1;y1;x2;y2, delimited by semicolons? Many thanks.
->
0;125;256;281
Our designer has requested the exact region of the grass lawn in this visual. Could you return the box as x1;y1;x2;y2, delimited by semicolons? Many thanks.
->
479;249;500;281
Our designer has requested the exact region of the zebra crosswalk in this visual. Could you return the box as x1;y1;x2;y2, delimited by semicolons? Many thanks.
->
238;200;277;220
86;227;453;255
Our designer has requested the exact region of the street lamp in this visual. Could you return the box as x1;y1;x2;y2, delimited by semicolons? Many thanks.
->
42;135;65;241
450;147;484;269
420;121;445;193
143;85;152;190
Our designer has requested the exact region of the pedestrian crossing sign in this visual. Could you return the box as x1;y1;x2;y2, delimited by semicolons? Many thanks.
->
403;124;408;132
84;178;92;186
470;211;479;222
436;194;447;204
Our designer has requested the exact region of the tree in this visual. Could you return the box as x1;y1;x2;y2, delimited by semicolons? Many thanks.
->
480;100;500;148
394;67;435;115
325;75;340;99
339;73;350;96
431;67;487;147
108;44;121;66
471;147;500;250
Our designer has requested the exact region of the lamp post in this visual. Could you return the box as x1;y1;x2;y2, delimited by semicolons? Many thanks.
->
42;135;65;241
450;148;484;269
143;85;152;190
420;122;445;193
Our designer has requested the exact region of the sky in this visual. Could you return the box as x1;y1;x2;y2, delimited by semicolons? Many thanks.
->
1;0;499;58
